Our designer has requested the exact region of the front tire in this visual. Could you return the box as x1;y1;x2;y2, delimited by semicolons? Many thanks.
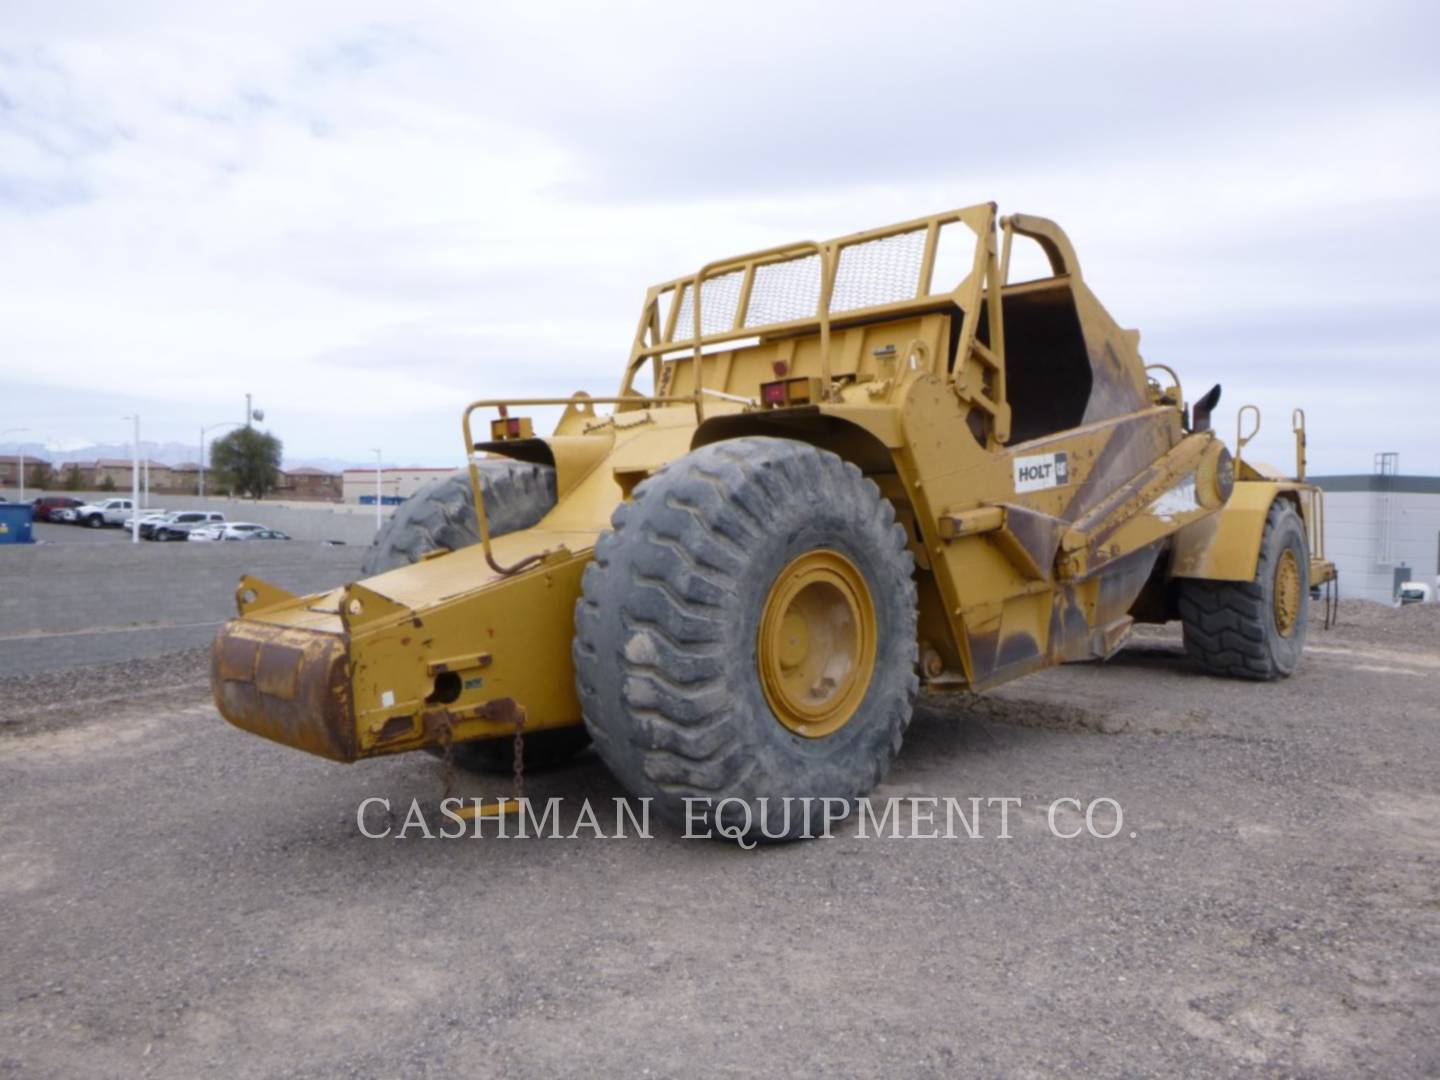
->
361;460;557;576
573;437;918;839
379;460;591;773
1178;499;1309;679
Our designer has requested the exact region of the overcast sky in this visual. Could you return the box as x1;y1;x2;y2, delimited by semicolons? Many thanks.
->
2;0;1436;474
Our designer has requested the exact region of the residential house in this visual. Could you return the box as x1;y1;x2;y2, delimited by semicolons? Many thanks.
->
167;463;201;495
0;453;52;491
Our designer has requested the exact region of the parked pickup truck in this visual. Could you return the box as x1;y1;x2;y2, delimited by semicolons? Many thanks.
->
75;498;136;528
1398;582;1433;606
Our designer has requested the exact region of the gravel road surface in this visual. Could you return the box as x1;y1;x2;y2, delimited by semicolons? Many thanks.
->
2;603;1437;1078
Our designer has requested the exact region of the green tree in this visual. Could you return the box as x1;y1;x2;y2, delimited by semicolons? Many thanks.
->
29;461;54;490
211;427;283;500
63;464;83;491
99;474;116;492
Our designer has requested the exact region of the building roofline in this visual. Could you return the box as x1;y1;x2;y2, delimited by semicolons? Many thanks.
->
1310;474;1440;494
341;467;455;475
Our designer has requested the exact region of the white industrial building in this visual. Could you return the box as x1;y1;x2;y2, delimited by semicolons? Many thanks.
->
342;467;454;506
1313;469;1440;604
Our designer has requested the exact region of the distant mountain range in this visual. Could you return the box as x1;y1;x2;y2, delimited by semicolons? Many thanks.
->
0;439;364;474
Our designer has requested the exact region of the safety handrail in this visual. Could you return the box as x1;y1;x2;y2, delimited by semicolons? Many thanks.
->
627;205;995;375
461;394;699;575
1235;405;1260;474
1145;363;1184;408
1292;408;1307;481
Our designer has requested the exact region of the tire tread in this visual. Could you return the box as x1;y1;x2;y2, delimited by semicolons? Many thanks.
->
573;437;919;824
1178;499;1308;680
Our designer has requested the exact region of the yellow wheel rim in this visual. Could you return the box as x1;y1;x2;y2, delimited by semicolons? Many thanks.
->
1274;548;1301;638
758;550;877;738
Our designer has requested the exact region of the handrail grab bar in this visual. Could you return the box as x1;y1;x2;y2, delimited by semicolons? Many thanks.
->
460;393;699;575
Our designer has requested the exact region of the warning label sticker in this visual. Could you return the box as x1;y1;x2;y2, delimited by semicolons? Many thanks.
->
1013;451;1070;493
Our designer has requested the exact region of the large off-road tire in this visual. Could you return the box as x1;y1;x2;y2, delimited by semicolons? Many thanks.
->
366;459;588;773
573;437;918;840
1178;499;1309;680
360;460;557;576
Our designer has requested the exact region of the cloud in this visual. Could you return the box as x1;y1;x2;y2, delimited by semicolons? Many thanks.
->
0;0;1436;473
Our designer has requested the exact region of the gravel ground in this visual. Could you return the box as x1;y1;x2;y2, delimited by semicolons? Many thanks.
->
29;522;130;545
0;646;210;737
1;609;1437;1078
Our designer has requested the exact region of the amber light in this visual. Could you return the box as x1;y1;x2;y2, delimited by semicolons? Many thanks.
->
489;416;533;440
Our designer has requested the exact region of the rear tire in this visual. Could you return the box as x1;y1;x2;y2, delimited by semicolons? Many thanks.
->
573;437;918;840
1178;499;1309;680
360;460;557;576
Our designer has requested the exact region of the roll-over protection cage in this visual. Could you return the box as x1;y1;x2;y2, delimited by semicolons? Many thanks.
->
461;203;1076;574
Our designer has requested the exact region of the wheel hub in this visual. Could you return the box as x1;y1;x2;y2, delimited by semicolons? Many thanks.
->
1274;548;1301;638
758;550;877;738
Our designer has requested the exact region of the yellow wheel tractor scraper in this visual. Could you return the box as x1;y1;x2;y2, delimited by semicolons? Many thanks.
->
212;203;1336;839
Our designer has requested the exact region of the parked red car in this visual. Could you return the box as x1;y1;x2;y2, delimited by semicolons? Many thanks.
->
31;496;85;522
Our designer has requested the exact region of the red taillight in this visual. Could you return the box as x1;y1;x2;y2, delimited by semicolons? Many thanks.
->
760;376;820;408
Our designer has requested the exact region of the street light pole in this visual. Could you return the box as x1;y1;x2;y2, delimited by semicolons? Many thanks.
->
370;448;383;531
123;415;140;543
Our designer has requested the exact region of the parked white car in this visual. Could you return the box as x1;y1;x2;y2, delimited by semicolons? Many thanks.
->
151;511;225;541
189;522;290;542
187;522;234;541
122;509;168;531
75;498;135;528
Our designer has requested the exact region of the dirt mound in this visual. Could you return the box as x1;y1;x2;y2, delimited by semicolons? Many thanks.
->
1309;598;1440;650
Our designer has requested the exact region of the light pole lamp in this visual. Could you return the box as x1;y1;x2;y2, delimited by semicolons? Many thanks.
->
1;428;30;501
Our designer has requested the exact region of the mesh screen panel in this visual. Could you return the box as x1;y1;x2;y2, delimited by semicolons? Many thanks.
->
830;229;926;313
672;270;745;339
743;254;824;328
668;227;935;341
